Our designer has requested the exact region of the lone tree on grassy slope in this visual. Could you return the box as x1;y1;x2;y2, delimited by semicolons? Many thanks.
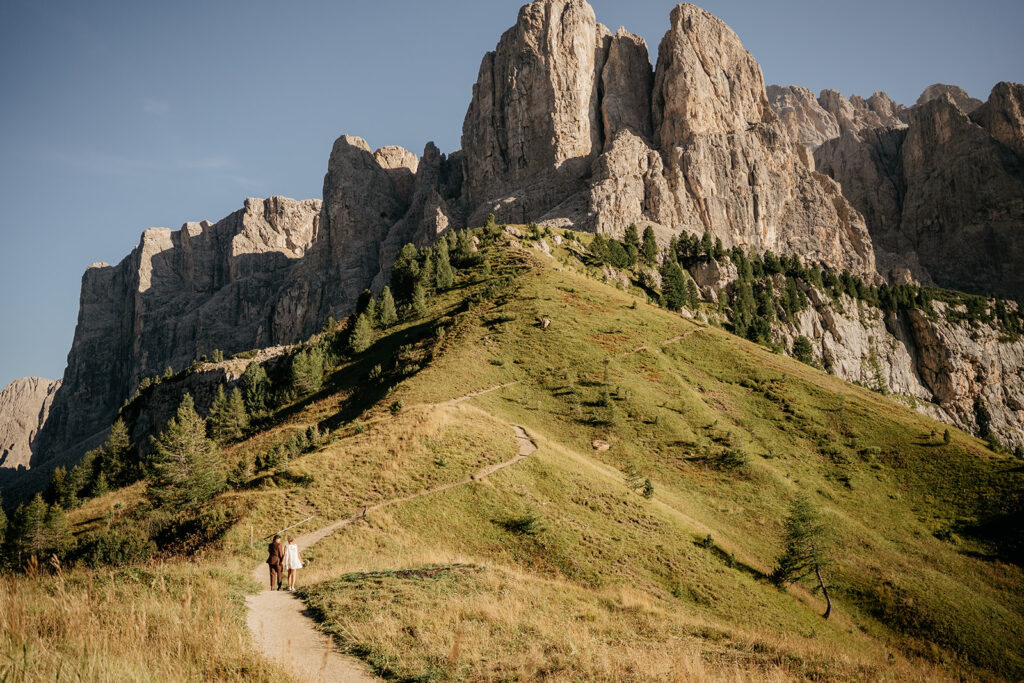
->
146;394;225;510
772;493;833;619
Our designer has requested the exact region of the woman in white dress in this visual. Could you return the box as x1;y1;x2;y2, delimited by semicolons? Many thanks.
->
282;536;303;591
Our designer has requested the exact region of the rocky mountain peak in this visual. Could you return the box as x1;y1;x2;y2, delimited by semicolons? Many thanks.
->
971;81;1024;159
917;83;983;113
653;3;773;145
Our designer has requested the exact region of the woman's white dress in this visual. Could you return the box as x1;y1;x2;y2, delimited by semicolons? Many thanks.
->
283;543;303;570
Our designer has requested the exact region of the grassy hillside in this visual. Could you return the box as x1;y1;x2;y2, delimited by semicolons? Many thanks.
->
6;226;1022;681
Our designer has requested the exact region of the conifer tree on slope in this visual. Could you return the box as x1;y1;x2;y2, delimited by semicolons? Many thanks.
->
377;286;398;328
349;312;373;354
641;225;659;264
209;385;249;442
772;493;833;618
102;418;132;485
147;394;225;510
435;238;455;290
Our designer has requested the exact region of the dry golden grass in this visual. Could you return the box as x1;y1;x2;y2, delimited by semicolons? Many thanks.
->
0;560;286;682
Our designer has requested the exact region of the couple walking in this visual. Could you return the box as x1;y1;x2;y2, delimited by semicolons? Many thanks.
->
266;534;303;591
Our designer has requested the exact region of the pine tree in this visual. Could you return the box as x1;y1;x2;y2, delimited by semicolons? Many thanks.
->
641;226;659;264
659;261;688;311
391;243;421;302
103;418;132;485
241;362;270;414
44;503;73;558
89;471;109;498
208;385;229;436
45;466;76;509
943;428;951;445
772;493;833;618
228;388;249;435
685;278;700;309
289;348;324;395
210;385;249;442
146;394;225;510
434;238;455;290
419;247;436;292
377;286;398;328
624;224;641;254
792;336;814;365
454;230;476;266
411;280;427;317
349;312;373;354
11;494;49;563
700;231;713;258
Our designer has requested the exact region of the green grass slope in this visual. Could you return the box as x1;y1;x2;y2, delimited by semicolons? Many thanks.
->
219;231;1023;681
24;226;1021;681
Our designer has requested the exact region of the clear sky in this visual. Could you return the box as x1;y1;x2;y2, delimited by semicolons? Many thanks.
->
1;0;1021;389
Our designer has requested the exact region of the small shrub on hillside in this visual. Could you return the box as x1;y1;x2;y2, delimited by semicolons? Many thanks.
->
709;448;750;472
227;455;255;489
943;428;951;445
497;512;544;536
642;478;654;499
77;529;156;568
623;463;643;492
389;400;404;415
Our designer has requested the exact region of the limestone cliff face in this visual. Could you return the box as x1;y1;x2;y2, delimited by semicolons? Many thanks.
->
35;197;322;464
34;135;466;470
765;86;840;157
767;85;908;153
784;296;1024;450
0;378;60;471
692;267;1024;449
814;86;1024;298
462;1;876;277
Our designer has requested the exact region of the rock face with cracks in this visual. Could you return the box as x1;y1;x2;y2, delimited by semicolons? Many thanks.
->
461;1;876;278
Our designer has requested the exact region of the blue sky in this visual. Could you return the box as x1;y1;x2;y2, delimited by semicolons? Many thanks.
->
1;0;1021;388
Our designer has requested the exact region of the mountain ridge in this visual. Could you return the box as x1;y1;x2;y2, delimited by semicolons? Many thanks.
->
3;0;1022;493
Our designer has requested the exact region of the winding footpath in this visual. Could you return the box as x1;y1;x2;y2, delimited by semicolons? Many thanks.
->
245;327;699;680
246;422;538;682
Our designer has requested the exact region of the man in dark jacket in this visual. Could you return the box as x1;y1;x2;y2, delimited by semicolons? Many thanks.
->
267;534;285;590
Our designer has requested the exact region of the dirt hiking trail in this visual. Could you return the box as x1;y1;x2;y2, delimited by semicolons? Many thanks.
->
246;421;537;682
